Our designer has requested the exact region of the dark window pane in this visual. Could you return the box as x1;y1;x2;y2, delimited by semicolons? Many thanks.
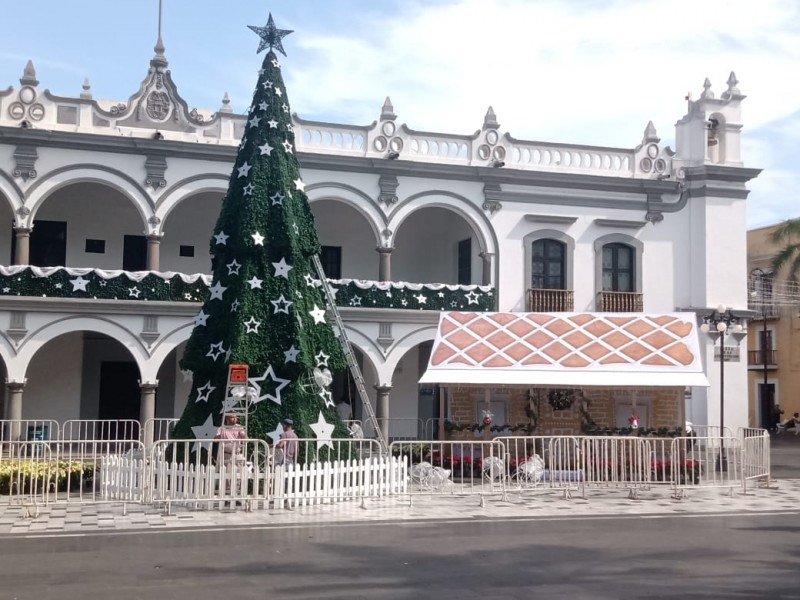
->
532;239;565;290
85;239;105;254
123;235;148;271
617;248;631;269
320;245;341;279
457;238;471;285
30;220;67;267
602;243;635;292
179;245;195;257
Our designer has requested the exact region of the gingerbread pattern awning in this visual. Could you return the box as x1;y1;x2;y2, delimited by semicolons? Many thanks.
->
419;312;709;387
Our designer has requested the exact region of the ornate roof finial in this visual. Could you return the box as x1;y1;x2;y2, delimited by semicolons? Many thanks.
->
380;96;396;121
642;120;660;143
20;60;39;86
81;78;92;99
220;92;232;114
248;13;293;56
700;77;714;100
150;0;168;68
723;71;740;98
482;106;499;130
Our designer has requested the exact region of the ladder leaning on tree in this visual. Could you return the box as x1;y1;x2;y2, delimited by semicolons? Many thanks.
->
311;254;388;454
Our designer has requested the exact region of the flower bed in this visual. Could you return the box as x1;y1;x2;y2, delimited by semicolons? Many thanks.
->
0;459;95;495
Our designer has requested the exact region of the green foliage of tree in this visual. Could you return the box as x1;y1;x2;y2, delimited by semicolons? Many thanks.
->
770;218;800;282
173;47;347;446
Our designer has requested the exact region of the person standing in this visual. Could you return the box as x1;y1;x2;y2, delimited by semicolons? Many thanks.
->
214;414;247;465
275;418;299;465
336;398;353;422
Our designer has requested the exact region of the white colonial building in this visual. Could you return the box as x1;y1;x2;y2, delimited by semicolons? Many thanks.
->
0;39;760;440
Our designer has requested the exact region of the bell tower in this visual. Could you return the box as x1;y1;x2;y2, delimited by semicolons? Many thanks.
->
674;72;745;168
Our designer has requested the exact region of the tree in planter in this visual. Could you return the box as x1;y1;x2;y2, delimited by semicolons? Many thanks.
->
172;14;347;457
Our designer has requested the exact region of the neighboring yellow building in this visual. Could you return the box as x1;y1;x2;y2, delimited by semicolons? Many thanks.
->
747;222;800;428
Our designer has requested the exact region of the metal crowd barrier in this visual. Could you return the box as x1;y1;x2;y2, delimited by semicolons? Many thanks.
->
143;418;179;449
0;418;774;512
739;428;771;494
62;419;141;445
492;436;585;498
0;438;148;511
389;439;506;504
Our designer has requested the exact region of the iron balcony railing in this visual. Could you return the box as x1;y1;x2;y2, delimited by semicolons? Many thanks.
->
747;349;777;367
747;303;781;320
527;288;574;312
596;291;644;312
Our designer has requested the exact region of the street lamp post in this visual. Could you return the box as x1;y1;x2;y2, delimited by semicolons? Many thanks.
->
700;305;747;471
751;268;770;428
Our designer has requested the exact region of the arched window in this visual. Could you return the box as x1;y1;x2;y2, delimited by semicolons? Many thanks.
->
532;239;566;290
602;243;634;292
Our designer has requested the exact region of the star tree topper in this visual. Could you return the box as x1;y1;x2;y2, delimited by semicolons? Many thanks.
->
248;13;293;56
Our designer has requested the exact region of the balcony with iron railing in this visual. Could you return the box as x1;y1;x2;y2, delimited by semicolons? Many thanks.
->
596;291;643;312
747;302;781;320
527;288;574;312
747;349;777;368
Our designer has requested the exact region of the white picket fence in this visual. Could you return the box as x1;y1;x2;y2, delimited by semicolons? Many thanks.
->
273;455;408;510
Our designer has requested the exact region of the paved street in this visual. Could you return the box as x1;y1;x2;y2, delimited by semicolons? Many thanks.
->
3;512;800;599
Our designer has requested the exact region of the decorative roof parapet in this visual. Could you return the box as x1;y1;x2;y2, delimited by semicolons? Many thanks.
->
0;60;696;180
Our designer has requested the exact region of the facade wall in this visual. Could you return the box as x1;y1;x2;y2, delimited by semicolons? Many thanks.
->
0;59;760;432
23;332;82;422
747;223;800;427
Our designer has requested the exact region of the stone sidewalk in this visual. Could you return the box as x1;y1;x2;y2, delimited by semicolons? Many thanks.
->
1;477;796;535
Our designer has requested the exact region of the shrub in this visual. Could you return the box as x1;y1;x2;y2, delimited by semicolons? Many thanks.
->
0;459;95;495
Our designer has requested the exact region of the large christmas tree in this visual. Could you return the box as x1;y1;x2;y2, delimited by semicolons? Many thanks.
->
173;14;348;452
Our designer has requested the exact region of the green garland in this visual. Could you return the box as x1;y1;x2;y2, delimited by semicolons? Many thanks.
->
0;267;495;312
581;424;686;437
444;420;536;434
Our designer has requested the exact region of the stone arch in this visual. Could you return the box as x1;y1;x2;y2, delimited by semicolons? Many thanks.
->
154;173;229;231
342;326;383;381
0;171;23;217
707;111;727;165
142;323;195;383
388;191;497;286
305;182;385;247
0;333;20;381
382;325;438;379
14;316;148;381
24;165;152;231
387;190;497;255
0;176;20;265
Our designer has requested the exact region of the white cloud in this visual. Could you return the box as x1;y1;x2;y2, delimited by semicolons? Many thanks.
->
278;0;800;225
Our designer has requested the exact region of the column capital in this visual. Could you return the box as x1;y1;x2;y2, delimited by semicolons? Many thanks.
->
375;246;394;255
146;233;164;242
373;384;392;393
139;381;159;391
5;379;26;392
13;226;32;235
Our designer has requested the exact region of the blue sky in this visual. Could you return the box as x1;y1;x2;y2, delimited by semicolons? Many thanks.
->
1;0;798;228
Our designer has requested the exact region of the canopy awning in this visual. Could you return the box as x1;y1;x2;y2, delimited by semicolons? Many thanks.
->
419;311;710;388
